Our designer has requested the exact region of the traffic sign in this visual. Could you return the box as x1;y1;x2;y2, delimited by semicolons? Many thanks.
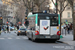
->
0;17;2;19
25;17;27;19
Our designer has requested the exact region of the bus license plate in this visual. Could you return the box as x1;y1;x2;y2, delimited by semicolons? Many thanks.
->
45;36;50;38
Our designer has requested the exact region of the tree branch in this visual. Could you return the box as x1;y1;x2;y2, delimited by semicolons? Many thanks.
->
51;0;60;13
61;2;68;13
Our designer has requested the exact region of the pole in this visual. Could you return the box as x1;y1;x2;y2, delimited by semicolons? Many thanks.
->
32;2;33;12
65;28;66;36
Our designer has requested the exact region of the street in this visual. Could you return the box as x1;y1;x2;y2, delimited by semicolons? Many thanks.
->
0;31;75;50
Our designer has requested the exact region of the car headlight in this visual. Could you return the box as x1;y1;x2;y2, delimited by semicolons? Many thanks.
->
18;31;21;33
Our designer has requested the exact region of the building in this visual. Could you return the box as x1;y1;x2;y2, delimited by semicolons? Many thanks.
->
49;0;72;23
1;0;18;25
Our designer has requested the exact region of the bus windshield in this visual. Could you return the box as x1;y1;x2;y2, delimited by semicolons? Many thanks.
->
38;16;58;26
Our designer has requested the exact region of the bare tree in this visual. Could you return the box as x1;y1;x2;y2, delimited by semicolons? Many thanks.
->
14;4;25;23
0;4;10;17
12;0;46;12
33;0;45;11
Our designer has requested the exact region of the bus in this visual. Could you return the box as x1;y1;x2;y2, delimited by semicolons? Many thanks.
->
26;13;60;42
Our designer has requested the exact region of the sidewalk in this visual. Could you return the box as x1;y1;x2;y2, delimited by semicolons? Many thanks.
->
59;34;75;46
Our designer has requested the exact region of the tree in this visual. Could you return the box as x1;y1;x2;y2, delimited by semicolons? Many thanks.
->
12;0;46;12
11;0;33;12
33;0;46;11
14;4;25;23
0;4;10;17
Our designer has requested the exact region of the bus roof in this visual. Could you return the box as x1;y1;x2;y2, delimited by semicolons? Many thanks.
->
28;12;58;17
33;12;58;16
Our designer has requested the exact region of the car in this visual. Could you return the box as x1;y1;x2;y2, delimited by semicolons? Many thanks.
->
17;28;27;36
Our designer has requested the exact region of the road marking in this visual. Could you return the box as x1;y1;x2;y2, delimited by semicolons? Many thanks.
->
0;38;5;39
23;37;28;39
8;38;12;39
16;37;20;39
22;37;28;39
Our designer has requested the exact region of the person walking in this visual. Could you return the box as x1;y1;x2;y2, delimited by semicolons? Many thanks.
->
7;25;9;33
17;25;19;30
3;26;6;33
67;24;70;34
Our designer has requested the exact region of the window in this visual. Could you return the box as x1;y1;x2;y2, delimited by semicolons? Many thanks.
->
38;16;58;26
67;12;70;17
28;17;35;30
67;7;70;10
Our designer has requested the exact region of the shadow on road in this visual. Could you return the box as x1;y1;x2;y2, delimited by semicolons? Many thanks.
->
33;39;63;43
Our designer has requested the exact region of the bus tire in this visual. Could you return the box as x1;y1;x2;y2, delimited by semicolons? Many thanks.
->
17;34;19;36
28;37;31;40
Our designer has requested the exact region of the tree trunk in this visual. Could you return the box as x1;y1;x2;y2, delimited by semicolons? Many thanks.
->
38;7;40;12
60;1;62;34
36;5;40;12
73;2;75;40
60;12;62;34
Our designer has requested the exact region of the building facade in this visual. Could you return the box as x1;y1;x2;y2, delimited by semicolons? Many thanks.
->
49;0;72;23
1;0;18;24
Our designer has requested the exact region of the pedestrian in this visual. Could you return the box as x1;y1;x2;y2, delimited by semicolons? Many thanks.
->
7;25;9;33
66;24;70;34
3;26;6;33
17;25;19;30
69;24;72;30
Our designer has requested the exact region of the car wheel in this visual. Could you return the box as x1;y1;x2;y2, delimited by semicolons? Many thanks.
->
32;37;36;42
17;34;19;36
28;37;31;40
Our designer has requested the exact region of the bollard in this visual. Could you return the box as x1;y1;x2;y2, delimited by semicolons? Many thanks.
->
65;29;66;36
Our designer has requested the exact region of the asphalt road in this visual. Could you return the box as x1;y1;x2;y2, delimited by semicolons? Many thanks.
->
0;31;75;50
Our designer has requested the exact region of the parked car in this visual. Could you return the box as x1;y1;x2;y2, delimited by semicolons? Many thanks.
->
17;28;27;36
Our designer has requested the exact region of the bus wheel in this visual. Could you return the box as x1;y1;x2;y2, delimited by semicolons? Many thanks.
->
28;37;31;40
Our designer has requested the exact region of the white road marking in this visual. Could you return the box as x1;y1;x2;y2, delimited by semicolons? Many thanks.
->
8;38;12;39
22;37;28;39
0;38;5;39
16;37;20;39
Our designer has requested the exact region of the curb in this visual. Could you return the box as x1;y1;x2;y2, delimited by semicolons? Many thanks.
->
58;40;75;46
57;40;69;45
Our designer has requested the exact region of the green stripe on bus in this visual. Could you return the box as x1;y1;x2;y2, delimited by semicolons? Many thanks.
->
28;14;36;17
35;14;38;24
58;14;60;24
